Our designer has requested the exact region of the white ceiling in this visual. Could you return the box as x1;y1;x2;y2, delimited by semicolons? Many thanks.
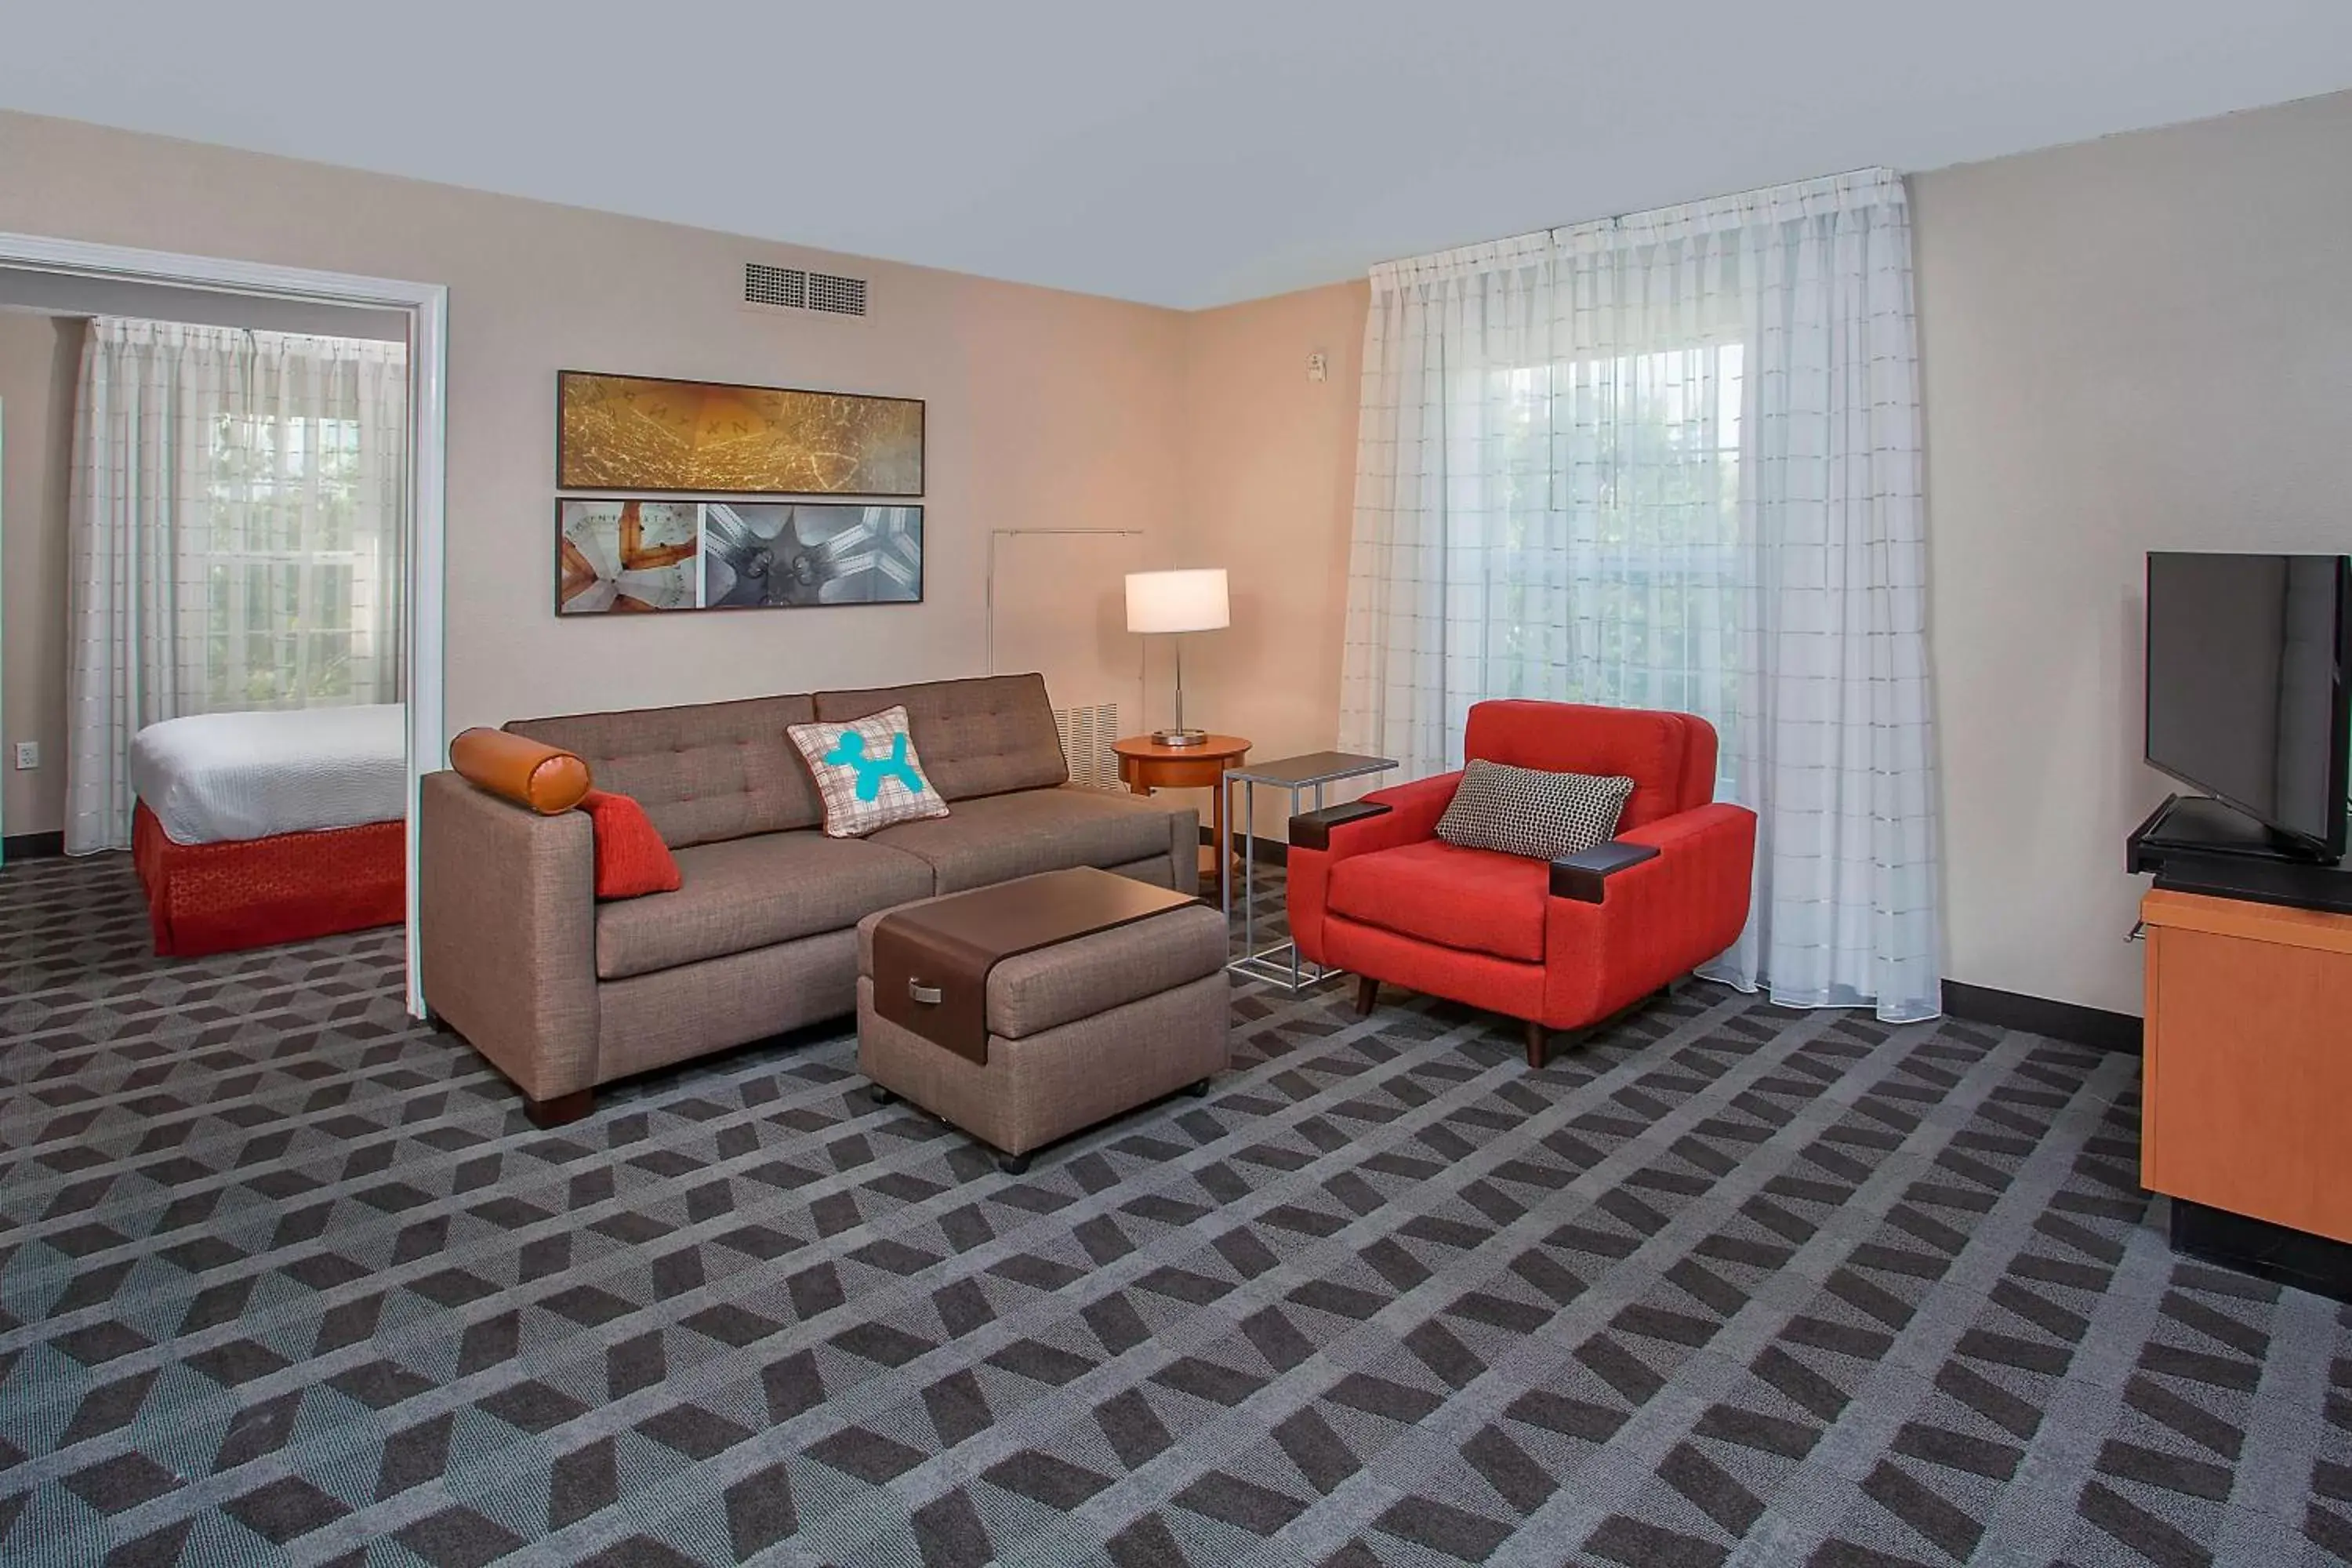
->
4;2;2349;309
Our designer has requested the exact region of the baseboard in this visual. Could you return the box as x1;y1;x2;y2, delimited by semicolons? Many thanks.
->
2;830;64;862
1942;979;2142;1054
1204;826;1287;867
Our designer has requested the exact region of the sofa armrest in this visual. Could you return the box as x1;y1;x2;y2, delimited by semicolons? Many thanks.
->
1542;802;1759;1025
1162;801;1201;891
419;770;601;1103
1548;840;1662;902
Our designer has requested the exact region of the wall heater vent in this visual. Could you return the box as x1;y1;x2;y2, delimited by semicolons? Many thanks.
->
742;263;869;320
1056;702;1124;791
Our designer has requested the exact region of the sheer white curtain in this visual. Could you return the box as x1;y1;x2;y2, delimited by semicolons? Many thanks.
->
1338;169;1940;1021
64;318;408;854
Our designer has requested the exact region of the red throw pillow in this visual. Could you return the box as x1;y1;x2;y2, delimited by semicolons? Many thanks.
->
579;789;681;899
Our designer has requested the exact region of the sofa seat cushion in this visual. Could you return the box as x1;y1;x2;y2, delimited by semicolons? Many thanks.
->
596;830;934;981
1327;839;1549;963
867;786;1175;894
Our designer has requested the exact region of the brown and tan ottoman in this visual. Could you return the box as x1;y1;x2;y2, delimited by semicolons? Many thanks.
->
855;868;1230;1172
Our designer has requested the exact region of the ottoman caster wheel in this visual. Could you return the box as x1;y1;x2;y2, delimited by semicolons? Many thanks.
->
995;1150;1032;1175
866;1084;895;1106
1185;1079;1211;1098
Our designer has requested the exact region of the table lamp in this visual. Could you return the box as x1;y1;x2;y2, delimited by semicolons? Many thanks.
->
1125;568;1229;748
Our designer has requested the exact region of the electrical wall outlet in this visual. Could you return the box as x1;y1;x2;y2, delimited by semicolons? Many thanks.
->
12;742;37;771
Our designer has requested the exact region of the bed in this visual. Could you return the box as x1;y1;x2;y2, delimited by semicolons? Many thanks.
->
129;705;408;956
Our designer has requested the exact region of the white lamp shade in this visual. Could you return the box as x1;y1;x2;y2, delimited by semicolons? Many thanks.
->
1125;568;1229;634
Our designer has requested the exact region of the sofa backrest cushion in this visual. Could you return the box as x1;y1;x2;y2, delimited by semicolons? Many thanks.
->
506;695;823;848
1462;700;1717;832
813;673;1068;802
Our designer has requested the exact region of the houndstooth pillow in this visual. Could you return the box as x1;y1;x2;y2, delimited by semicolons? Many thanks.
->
1436;759;1634;862
786;706;952;839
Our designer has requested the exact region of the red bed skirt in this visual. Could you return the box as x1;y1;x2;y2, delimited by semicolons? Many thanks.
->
132;800;406;957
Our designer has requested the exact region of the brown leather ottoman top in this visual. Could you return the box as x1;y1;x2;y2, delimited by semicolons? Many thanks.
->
867;866;1200;1063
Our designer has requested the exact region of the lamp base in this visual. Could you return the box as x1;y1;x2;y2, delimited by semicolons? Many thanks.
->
1150;728;1209;748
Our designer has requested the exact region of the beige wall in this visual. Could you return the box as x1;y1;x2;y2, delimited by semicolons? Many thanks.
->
1174;279;1369;839
1914;89;2352;1015
1174;89;2352;1017
0;310;75;838
0;110;1189;751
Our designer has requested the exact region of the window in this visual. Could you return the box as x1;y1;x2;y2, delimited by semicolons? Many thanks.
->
1450;338;1747;782
1341;172;1940;1018
201;409;388;708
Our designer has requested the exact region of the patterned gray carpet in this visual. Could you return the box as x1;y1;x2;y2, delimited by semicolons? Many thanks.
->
2;852;2350;1567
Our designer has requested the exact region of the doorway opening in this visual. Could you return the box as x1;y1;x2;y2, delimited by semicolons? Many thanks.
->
0;231;447;1015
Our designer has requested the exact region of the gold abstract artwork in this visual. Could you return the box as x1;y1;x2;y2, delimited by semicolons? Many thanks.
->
558;371;924;496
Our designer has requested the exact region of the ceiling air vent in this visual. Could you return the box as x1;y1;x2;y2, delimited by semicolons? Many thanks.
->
744;263;806;310
742;261;869;322
808;271;869;318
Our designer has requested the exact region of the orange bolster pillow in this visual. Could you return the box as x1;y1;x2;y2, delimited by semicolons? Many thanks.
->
450;728;592;815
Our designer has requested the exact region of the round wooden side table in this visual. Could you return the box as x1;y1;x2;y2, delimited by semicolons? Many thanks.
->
1112;734;1250;902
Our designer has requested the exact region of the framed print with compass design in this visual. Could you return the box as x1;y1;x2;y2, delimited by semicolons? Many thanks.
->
556;499;702;615
557;370;924;496
557;499;924;615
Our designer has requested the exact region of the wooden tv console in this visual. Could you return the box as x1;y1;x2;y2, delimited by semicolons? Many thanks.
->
2140;886;2352;1294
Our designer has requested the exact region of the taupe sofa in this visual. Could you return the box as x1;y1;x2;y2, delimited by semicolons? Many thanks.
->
419;674;1197;1124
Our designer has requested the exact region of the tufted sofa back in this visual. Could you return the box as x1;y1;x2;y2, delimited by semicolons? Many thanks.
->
505;695;823;849
503;673;1069;848
812;673;1069;802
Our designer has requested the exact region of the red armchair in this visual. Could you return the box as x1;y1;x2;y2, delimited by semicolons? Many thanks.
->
1287;700;1757;1067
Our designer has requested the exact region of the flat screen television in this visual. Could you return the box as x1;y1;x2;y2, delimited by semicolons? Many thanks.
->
2145;550;2352;861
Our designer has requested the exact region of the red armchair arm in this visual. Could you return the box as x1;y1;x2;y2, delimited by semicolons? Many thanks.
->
1541;802;1757;1029
1286;770;1462;963
1305;771;1460;861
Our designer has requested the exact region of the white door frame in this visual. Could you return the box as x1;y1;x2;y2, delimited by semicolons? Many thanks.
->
0;230;448;1016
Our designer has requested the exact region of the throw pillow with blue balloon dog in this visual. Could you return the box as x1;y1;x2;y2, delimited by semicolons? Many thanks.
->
786;705;952;838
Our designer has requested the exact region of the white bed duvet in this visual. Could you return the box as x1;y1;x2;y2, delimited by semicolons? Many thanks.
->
130;705;408;846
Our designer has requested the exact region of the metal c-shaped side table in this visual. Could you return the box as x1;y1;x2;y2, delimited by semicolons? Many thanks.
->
1223;750;1396;992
